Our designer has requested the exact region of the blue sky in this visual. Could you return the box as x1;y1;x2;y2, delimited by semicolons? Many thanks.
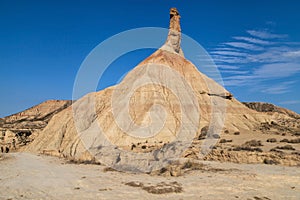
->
0;0;300;117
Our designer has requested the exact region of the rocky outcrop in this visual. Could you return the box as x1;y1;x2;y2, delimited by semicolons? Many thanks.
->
243;102;300;119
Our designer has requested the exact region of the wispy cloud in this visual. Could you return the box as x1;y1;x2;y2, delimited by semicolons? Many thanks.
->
214;47;240;51
210;51;248;57
224;42;264;51
253;63;300;79
260;81;296;94
233;36;272;45
282;50;300;58
247;30;288;39
217;65;240;70
223;64;300;87
209;29;300;94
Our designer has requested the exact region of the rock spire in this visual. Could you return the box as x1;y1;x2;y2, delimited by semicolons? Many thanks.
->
161;8;184;56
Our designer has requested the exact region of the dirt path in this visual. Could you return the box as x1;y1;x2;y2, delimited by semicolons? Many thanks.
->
0;153;299;199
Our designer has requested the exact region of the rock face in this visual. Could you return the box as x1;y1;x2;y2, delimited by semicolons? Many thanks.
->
13;8;299;167
0;100;72;152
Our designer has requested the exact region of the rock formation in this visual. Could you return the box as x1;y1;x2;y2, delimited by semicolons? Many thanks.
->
243;102;300;119
3;8;298;168
161;7;184;55
0;100;71;151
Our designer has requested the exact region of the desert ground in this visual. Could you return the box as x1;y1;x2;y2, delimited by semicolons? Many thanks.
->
0;152;299;200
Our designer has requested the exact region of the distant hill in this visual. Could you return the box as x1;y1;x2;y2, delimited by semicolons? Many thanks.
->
0;100;72;130
0;100;71;151
243;102;300;119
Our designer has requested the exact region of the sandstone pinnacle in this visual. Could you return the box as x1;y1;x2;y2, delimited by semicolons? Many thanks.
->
16;7;300;169
161;8;184;56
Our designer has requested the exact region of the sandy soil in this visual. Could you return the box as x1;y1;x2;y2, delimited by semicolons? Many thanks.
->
0;153;299;200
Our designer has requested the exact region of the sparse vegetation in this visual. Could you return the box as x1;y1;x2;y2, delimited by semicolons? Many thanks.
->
244;140;263;147
263;158;279;165
266;138;277;143
67;158;101;165
291;152;300;156
269;148;284;153
219;139;233;143
233;131;240;135
280;139;289;143
260;122;271;131
280;138;300;144
289;138;300;143
125;181;183;194
131;144;136;150
275;145;295;151
233;146;263;152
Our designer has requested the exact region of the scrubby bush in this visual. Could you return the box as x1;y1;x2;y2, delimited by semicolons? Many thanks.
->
289;138;300;143
233;146;263;152
263;158;279;165
280;139;289;143
244;140;263;147
270;148;283;153
275;145;295;150
266;138;277;143
219;139;233;143
280;138;300;144
219;139;227;143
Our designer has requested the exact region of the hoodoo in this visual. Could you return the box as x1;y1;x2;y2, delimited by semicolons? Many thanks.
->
17;8;300;168
162;8;184;55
